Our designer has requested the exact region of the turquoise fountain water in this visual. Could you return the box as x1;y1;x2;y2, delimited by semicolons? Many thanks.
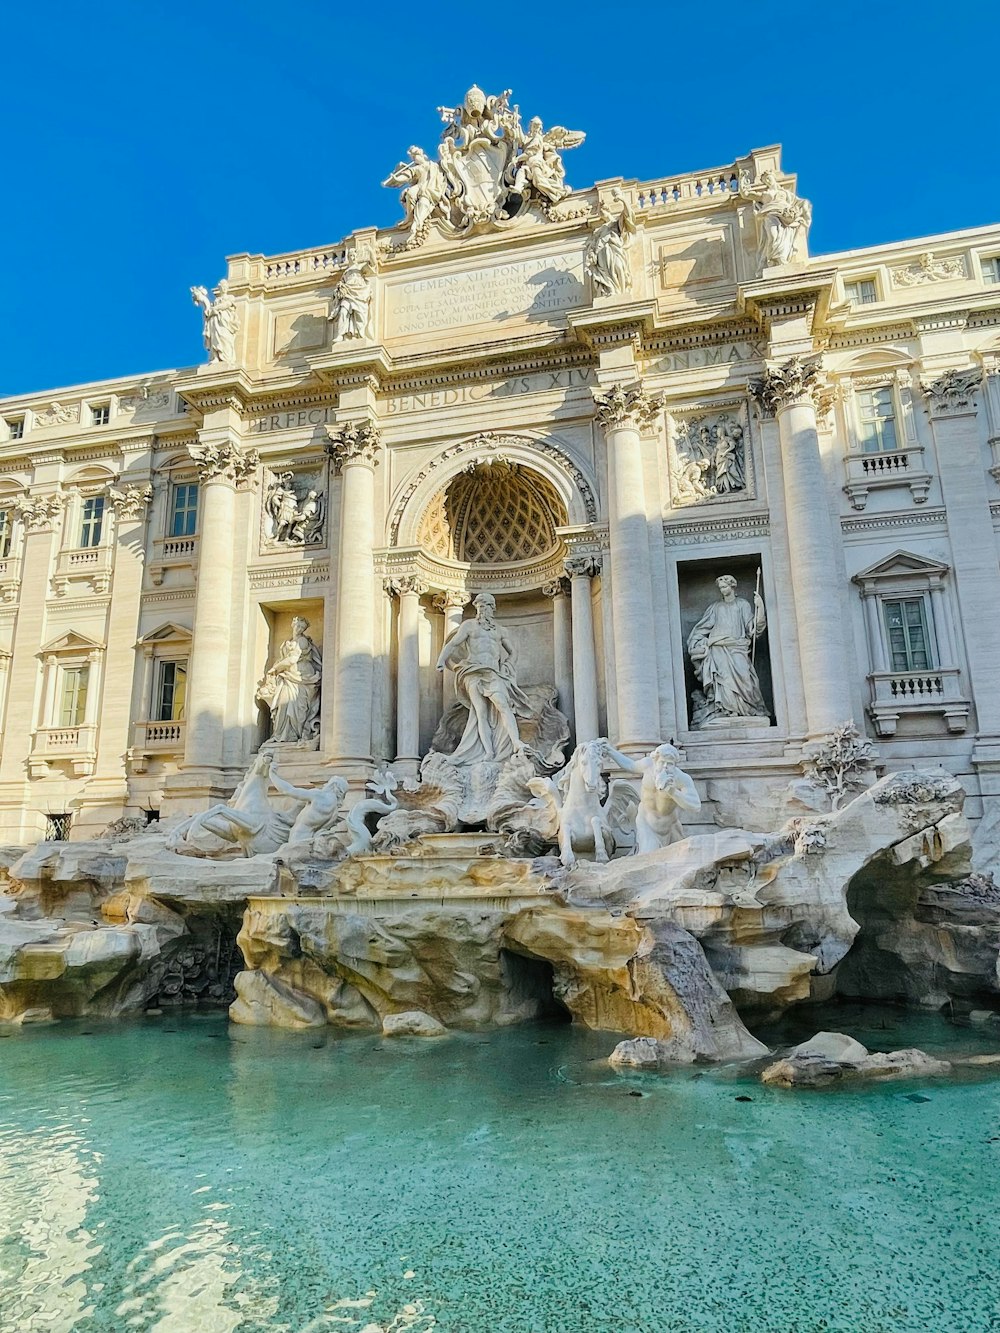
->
1;1010;999;1332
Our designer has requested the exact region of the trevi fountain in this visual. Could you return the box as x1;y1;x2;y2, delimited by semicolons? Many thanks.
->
3;87;1000;1331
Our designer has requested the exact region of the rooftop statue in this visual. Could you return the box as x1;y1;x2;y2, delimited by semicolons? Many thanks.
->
190;279;239;364
383;86;585;245
738;169;811;269
585;188;636;297
328;249;375;342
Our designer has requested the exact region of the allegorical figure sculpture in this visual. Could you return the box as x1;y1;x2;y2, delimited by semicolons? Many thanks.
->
190;279;239;364
255;616;322;744
382;146;449;247
167;752;294;858
585;188;636;297
738;169;812;268
328;251;375;343
687;574;768;725
435;592;531;763
620;744;701;854
264;473;325;546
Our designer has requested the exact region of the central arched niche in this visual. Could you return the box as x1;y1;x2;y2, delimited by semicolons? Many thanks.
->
416;460;568;566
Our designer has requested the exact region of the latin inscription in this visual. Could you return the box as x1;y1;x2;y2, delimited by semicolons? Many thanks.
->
385;367;595;416
249;405;337;435
650;340;766;375
387;253;585;336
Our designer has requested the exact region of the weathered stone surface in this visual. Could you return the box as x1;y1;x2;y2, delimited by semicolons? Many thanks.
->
761;1033;951;1087
229;970;326;1028
382;1010;447;1037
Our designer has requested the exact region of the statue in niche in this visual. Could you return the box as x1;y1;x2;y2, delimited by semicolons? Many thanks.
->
738;169;812;268
328;250;375;343
436;592;532;764
264;473;325;545
190;279;239;364
255;616;322;744
585;188;636;297
687;574;768;726
672;415;747;505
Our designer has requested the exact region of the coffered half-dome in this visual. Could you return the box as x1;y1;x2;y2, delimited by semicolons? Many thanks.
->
416;460;567;565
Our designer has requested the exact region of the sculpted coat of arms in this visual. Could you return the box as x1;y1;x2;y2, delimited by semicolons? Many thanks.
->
383;86;585;247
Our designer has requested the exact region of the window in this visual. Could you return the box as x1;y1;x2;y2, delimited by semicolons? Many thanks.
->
170;483;199;537
883;598;932;672
154;660;187;721
0;510;11;559
91;404;110;426
846;277;878;305
44;813;72;841
59;665;90;727
981;256;1000;285
4;416;24;440
856;386;899;453
79;496;105;547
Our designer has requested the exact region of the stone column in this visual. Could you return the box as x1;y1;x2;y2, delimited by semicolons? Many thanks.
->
180;437;258;781
750;357;852;737
593;382;663;752
40;653;59;726
325;418;381;772
83;649;102;729
565;554;602;743
922;368;1000;739
434;590;468;706
542;577;574;728
387;575;427;775
92;478;153;795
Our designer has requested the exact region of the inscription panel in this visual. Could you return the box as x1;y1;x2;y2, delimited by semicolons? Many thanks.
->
385;251;585;337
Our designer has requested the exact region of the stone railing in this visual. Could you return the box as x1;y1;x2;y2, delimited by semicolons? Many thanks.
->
52;544;113;596
867;666;969;736
129;720;185;774
149;535;198;586
843;445;931;511
29;724;98;777
228;244;352;289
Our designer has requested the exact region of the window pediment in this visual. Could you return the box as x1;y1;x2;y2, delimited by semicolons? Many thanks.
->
39;630;104;657
853;550;950;584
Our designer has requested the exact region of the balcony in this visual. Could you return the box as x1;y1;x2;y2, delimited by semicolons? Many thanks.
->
129;719;186;772
28;724;98;777
867;667;969;737
52;544;113;596
0;554;20;604
843;446;932;511
149;534;198;586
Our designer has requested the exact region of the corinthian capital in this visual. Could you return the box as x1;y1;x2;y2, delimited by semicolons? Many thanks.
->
14;492;64;531
325;418;382;472
384;574;428;598
107;483;153;520
592;381;664;431
748;356;825;416
920;367;982;418
187;439;259;485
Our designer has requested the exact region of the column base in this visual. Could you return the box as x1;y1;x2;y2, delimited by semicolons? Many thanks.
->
163;766;244;817
324;755;377;786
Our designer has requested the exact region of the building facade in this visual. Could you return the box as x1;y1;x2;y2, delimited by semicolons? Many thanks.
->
3;91;1000;843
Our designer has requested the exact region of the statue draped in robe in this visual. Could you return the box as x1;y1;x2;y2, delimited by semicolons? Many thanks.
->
687;575;767;723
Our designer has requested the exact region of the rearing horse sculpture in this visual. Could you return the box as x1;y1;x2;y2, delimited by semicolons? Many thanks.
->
553;738;637;868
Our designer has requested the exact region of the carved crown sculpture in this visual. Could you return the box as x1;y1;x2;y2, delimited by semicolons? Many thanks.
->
382;86;585;248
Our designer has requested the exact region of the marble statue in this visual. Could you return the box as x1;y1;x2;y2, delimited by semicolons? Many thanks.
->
687;574;768;725
267;770;349;846
435;592;531;763
166;752;295;858
550;738;638;867
738;170;811;268
264;473;325;546
328;251;375;342
619;743;701;854
191;279;239;364
383;147;449;248
672;414;747;505
585;189;636;297
384;87;584;242
255;616;322;744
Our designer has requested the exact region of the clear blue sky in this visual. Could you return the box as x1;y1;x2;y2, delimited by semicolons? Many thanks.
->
2;0;995;397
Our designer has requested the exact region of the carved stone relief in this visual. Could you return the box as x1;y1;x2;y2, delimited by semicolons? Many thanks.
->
890;252;967;288
668;408;751;508
33;402;80;428
262;470;326;548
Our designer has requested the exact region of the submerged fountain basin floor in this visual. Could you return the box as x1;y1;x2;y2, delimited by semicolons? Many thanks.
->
1;1008;999;1333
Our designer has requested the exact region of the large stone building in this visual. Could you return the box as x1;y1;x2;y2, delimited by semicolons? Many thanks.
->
2;88;1000;843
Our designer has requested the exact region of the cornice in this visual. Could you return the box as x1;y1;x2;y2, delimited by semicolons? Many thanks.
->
662;510;770;546
841;506;947;535
642;317;762;356
737;269;836;331
384;345;596;396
